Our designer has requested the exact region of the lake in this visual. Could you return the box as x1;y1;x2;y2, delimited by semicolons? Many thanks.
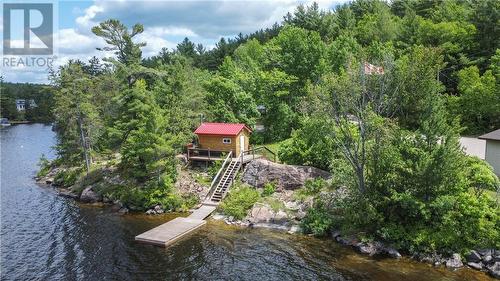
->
0;124;494;280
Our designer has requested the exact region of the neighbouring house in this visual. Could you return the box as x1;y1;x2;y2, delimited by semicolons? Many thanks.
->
479;129;500;176
15;99;26;111
188;122;252;161
15;99;37;112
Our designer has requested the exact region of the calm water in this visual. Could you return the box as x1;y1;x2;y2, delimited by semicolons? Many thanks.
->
0;124;495;281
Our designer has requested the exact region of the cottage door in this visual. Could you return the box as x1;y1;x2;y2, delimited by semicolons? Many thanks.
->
240;135;245;155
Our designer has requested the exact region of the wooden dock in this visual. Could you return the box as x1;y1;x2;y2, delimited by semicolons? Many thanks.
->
135;205;216;247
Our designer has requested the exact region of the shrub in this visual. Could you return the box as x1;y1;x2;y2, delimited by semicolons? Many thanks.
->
118;187;149;210
304;178;326;194
54;167;83;187
78;168;105;187
219;186;259;219
262;182;276;196
278;117;338;171
36;154;51;178
464;156;499;196
301;201;333;236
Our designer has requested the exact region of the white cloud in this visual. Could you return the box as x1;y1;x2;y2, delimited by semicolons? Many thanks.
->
75;4;104;30
136;28;178;57
4;0;347;83
58;28;102;55
76;0;343;39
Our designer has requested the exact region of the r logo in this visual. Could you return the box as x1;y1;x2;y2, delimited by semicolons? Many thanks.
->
3;3;53;55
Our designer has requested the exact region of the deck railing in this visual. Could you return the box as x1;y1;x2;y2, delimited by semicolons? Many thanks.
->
243;146;277;162
187;147;227;161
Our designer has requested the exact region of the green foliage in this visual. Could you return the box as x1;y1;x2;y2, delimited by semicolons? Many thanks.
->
204;70;260;126
36;154;51;178
259;197;285;212
301;201;334;236
262;182;276;197
268;25;326;83
51;62;101;165
392;46;445;129
464;156;500;196
73;168;105;191
451;65;500;135
106;179;198;211
219;185;259;220
91;19;145;66
117;80;177;183
194;173;211;187
278;117;337;170
327;34;362;73
304;178;327;194
54;168;83;187
207;157;224;179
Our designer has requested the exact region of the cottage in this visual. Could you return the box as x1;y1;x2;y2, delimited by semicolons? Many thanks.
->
478;129;500;176
188;123;252;161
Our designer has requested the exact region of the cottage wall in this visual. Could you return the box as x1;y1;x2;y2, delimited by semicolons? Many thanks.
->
198;135;236;153
485;140;500;176
197;130;250;156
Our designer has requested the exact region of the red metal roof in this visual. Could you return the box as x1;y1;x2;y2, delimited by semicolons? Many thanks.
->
194;123;251;136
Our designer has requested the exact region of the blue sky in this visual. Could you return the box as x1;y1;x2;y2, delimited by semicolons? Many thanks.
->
3;0;345;83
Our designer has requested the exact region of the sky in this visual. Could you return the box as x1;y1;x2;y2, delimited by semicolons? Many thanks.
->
2;0;346;84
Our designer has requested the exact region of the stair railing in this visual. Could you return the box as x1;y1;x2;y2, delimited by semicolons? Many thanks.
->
221;151;244;200
205;151;232;201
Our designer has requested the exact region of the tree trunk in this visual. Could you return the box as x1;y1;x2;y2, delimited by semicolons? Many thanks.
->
78;113;90;174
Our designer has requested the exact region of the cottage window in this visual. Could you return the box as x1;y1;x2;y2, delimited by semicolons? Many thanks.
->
222;138;231;144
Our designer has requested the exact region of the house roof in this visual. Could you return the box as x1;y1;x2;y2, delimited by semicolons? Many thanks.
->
479;129;500;141
194;122;252;136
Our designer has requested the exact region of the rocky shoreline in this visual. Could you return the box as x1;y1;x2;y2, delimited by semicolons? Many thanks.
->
36;160;499;279
208;210;500;279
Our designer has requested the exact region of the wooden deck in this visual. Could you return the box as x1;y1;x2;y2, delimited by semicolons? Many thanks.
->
135;205;216;247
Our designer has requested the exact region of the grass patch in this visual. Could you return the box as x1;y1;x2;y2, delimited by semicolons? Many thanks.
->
259;196;285;212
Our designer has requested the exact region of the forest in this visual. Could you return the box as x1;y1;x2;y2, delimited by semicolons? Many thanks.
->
43;0;498;256
0;80;54;122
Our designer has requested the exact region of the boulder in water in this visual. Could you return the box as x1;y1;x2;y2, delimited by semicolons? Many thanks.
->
467;262;483;270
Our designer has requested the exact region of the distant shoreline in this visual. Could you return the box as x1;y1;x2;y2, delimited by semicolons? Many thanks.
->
9;120;31;124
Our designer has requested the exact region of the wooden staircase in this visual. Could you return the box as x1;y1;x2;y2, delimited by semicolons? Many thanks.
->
203;151;242;206
209;159;241;203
